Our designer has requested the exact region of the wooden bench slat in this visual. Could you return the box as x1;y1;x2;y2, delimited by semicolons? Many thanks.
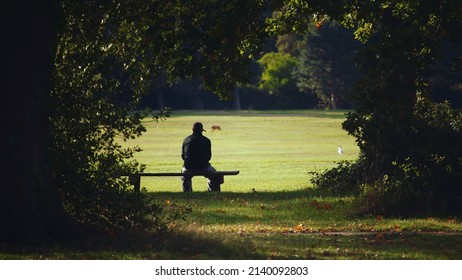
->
139;171;239;176
128;170;239;193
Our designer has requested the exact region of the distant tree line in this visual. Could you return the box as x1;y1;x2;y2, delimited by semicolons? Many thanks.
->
140;18;462;111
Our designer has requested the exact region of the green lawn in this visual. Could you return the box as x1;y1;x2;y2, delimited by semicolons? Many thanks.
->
123;110;462;260
130;110;359;192
3;110;460;260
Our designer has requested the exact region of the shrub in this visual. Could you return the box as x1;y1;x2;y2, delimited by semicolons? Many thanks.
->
316;99;462;217
310;160;365;195
51;9;177;233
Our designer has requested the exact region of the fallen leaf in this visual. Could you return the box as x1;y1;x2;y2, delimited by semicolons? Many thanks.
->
323;203;332;210
294;224;304;231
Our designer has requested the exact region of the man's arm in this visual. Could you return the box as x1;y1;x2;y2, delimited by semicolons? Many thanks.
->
181;139;186;160
206;138;212;162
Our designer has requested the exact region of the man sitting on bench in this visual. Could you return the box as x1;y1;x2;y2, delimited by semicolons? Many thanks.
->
181;122;220;192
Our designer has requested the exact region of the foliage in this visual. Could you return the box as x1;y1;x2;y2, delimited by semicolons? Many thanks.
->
270;0;462;216
314;99;462;216
257;52;298;94
253;33;320;108
52;0;169;232
343;99;462;217
275;33;304;57
257;18;361;110
293;20;360;109
51;0;268;233
130;0;268;100
310;160;363;196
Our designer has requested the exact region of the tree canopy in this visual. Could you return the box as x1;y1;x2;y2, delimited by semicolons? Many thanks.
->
293;20;360;109
257;52;298;94
270;0;462;215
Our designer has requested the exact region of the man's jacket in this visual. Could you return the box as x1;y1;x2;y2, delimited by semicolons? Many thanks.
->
181;132;212;169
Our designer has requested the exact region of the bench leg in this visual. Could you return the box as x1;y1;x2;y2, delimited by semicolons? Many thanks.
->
130;175;141;193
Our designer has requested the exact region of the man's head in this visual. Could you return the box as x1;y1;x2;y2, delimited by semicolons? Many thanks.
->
192;122;206;133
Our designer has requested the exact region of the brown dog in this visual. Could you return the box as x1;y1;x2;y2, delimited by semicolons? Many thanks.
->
210;125;222;132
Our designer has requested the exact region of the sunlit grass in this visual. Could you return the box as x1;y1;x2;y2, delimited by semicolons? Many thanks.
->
128;110;358;192
123;110;462;259
151;190;462;234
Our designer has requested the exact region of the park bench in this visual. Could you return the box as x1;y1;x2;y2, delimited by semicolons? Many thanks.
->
129;170;240;192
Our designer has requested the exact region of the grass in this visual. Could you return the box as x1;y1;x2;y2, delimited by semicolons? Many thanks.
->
123;110;462;260
130;110;359;192
2;110;461;259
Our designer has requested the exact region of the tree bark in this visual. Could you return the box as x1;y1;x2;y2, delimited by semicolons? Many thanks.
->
156;89;165;110
1;1;80;245
233;86;241;111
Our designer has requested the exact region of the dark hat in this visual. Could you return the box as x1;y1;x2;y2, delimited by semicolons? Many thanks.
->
193;122;206;132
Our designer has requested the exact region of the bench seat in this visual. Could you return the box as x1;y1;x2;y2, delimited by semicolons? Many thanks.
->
129;170;239;192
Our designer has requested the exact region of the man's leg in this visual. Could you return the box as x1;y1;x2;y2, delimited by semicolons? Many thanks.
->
204;165;221;191
181;167;193;192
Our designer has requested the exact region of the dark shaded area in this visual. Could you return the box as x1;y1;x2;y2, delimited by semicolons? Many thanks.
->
1;226;461;260
140;81;319;111
0;230;263;260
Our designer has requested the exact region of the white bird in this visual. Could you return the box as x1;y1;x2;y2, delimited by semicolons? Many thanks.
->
337;146;343;155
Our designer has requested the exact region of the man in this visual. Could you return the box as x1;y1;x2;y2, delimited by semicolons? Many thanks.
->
181;122;219;192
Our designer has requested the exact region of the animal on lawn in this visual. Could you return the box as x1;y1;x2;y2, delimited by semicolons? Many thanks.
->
210;125;222;132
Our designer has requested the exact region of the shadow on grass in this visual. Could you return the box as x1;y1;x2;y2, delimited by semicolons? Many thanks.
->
3;230;461;260
245;231;462;259
3;188;461;259
147;188;354;228
0;229;264;260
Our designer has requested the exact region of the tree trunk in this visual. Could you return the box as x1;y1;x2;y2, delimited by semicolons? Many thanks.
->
233;86;241;111
1;0;80;245
330;92;337;110
156;90;165;110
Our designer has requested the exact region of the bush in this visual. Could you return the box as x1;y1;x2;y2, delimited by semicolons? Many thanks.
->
51;11;178;234
315;99;462;217
310;160;365;195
